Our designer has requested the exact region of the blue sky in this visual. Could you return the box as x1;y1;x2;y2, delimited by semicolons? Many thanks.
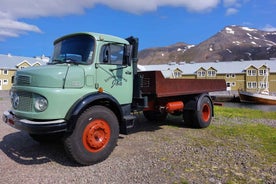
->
0;0;275;57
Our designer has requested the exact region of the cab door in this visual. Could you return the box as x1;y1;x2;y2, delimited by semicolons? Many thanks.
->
95;43;133;105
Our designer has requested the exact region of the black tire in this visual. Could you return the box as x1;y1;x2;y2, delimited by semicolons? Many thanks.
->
193;96;213;128
29;132;64;143
63;105;119;165
183;110;194;127
143;110;167;122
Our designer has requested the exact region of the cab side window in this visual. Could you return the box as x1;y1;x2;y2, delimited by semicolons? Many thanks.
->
100;44;124;65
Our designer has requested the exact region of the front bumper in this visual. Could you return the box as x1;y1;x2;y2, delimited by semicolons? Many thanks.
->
2;111;67;134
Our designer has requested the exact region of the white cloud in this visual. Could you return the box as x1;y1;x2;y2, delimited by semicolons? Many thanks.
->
0;0;222;41
223;0;251;16
0;0;94;19
0;19;41;32
0;18;41;41
262;24;276;32
1;0;221;18
100;0;220;13
226;8;238;15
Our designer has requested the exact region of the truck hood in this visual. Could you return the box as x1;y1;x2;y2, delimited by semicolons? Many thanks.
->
15;65;85;88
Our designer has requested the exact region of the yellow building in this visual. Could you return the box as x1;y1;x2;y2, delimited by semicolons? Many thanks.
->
140;59;276;94
0;54;49;90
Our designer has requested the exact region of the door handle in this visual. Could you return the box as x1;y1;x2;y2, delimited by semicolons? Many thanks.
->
125;71;132;75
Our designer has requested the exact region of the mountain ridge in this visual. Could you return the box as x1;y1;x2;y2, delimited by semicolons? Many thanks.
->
138;25;276;65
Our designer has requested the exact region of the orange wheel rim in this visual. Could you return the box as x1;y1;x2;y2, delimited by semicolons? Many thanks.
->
202;104;211;122
82;119;111;152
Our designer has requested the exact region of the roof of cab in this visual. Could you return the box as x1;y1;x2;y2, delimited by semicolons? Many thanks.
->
54;32;129;45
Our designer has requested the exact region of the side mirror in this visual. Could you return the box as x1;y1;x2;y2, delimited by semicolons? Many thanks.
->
123;45;132;66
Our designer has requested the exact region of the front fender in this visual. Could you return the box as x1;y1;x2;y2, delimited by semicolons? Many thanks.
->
65;92;123;131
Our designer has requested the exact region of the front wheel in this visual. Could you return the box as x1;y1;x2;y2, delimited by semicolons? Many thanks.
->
63;105;119;165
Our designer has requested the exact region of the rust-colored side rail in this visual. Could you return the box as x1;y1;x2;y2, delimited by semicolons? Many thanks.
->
139;71;226;97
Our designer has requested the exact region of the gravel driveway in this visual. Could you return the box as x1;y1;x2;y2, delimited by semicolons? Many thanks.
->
0;91;275;184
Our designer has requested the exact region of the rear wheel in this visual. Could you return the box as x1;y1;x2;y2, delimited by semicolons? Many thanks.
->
63;105;119;165
193;96;212;128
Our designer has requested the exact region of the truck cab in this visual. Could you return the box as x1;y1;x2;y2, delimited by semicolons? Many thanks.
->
5;32;137;131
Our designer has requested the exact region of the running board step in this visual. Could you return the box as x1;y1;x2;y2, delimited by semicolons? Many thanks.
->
121;115;136;135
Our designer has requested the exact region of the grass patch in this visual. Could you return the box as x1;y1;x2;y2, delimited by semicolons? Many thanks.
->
214;106;276;120
212;106;276;161
209;123;276;159
164;106;275;182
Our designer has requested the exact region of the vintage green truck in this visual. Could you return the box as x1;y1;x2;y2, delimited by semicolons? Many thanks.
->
2;32;226;165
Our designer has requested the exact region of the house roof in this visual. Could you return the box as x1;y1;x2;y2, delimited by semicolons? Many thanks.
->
0;54;49;69
138;59;276;76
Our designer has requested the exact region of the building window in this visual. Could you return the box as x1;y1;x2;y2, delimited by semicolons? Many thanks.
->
247;69;256;76
258;69;267;76
197;70;206;77
207;70;216;77
173;71;182;78
3;69;8;75
247;82;257;89
3;79;8;85
259;82;268;89
226;82;236;87
226;74;235;78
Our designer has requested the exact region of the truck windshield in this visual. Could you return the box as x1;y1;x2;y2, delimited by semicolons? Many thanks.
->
51;34;94;64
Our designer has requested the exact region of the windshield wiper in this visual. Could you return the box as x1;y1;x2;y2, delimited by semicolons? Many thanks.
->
48;59;64;65
64;58;80;65
49;59;80;65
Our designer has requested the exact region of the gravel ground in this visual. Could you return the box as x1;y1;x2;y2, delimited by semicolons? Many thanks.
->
0;91;275;184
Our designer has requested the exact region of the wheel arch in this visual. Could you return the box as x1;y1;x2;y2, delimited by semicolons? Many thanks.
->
65;92;123;132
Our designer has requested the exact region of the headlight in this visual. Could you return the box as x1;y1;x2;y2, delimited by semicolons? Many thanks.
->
34;96;48;112
11;92;19;109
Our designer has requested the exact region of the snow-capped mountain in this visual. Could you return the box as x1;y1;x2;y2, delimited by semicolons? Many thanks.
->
138;25;276;64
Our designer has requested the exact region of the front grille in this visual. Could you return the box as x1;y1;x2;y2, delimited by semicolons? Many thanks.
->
16;75;31;85
17;92;33;111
